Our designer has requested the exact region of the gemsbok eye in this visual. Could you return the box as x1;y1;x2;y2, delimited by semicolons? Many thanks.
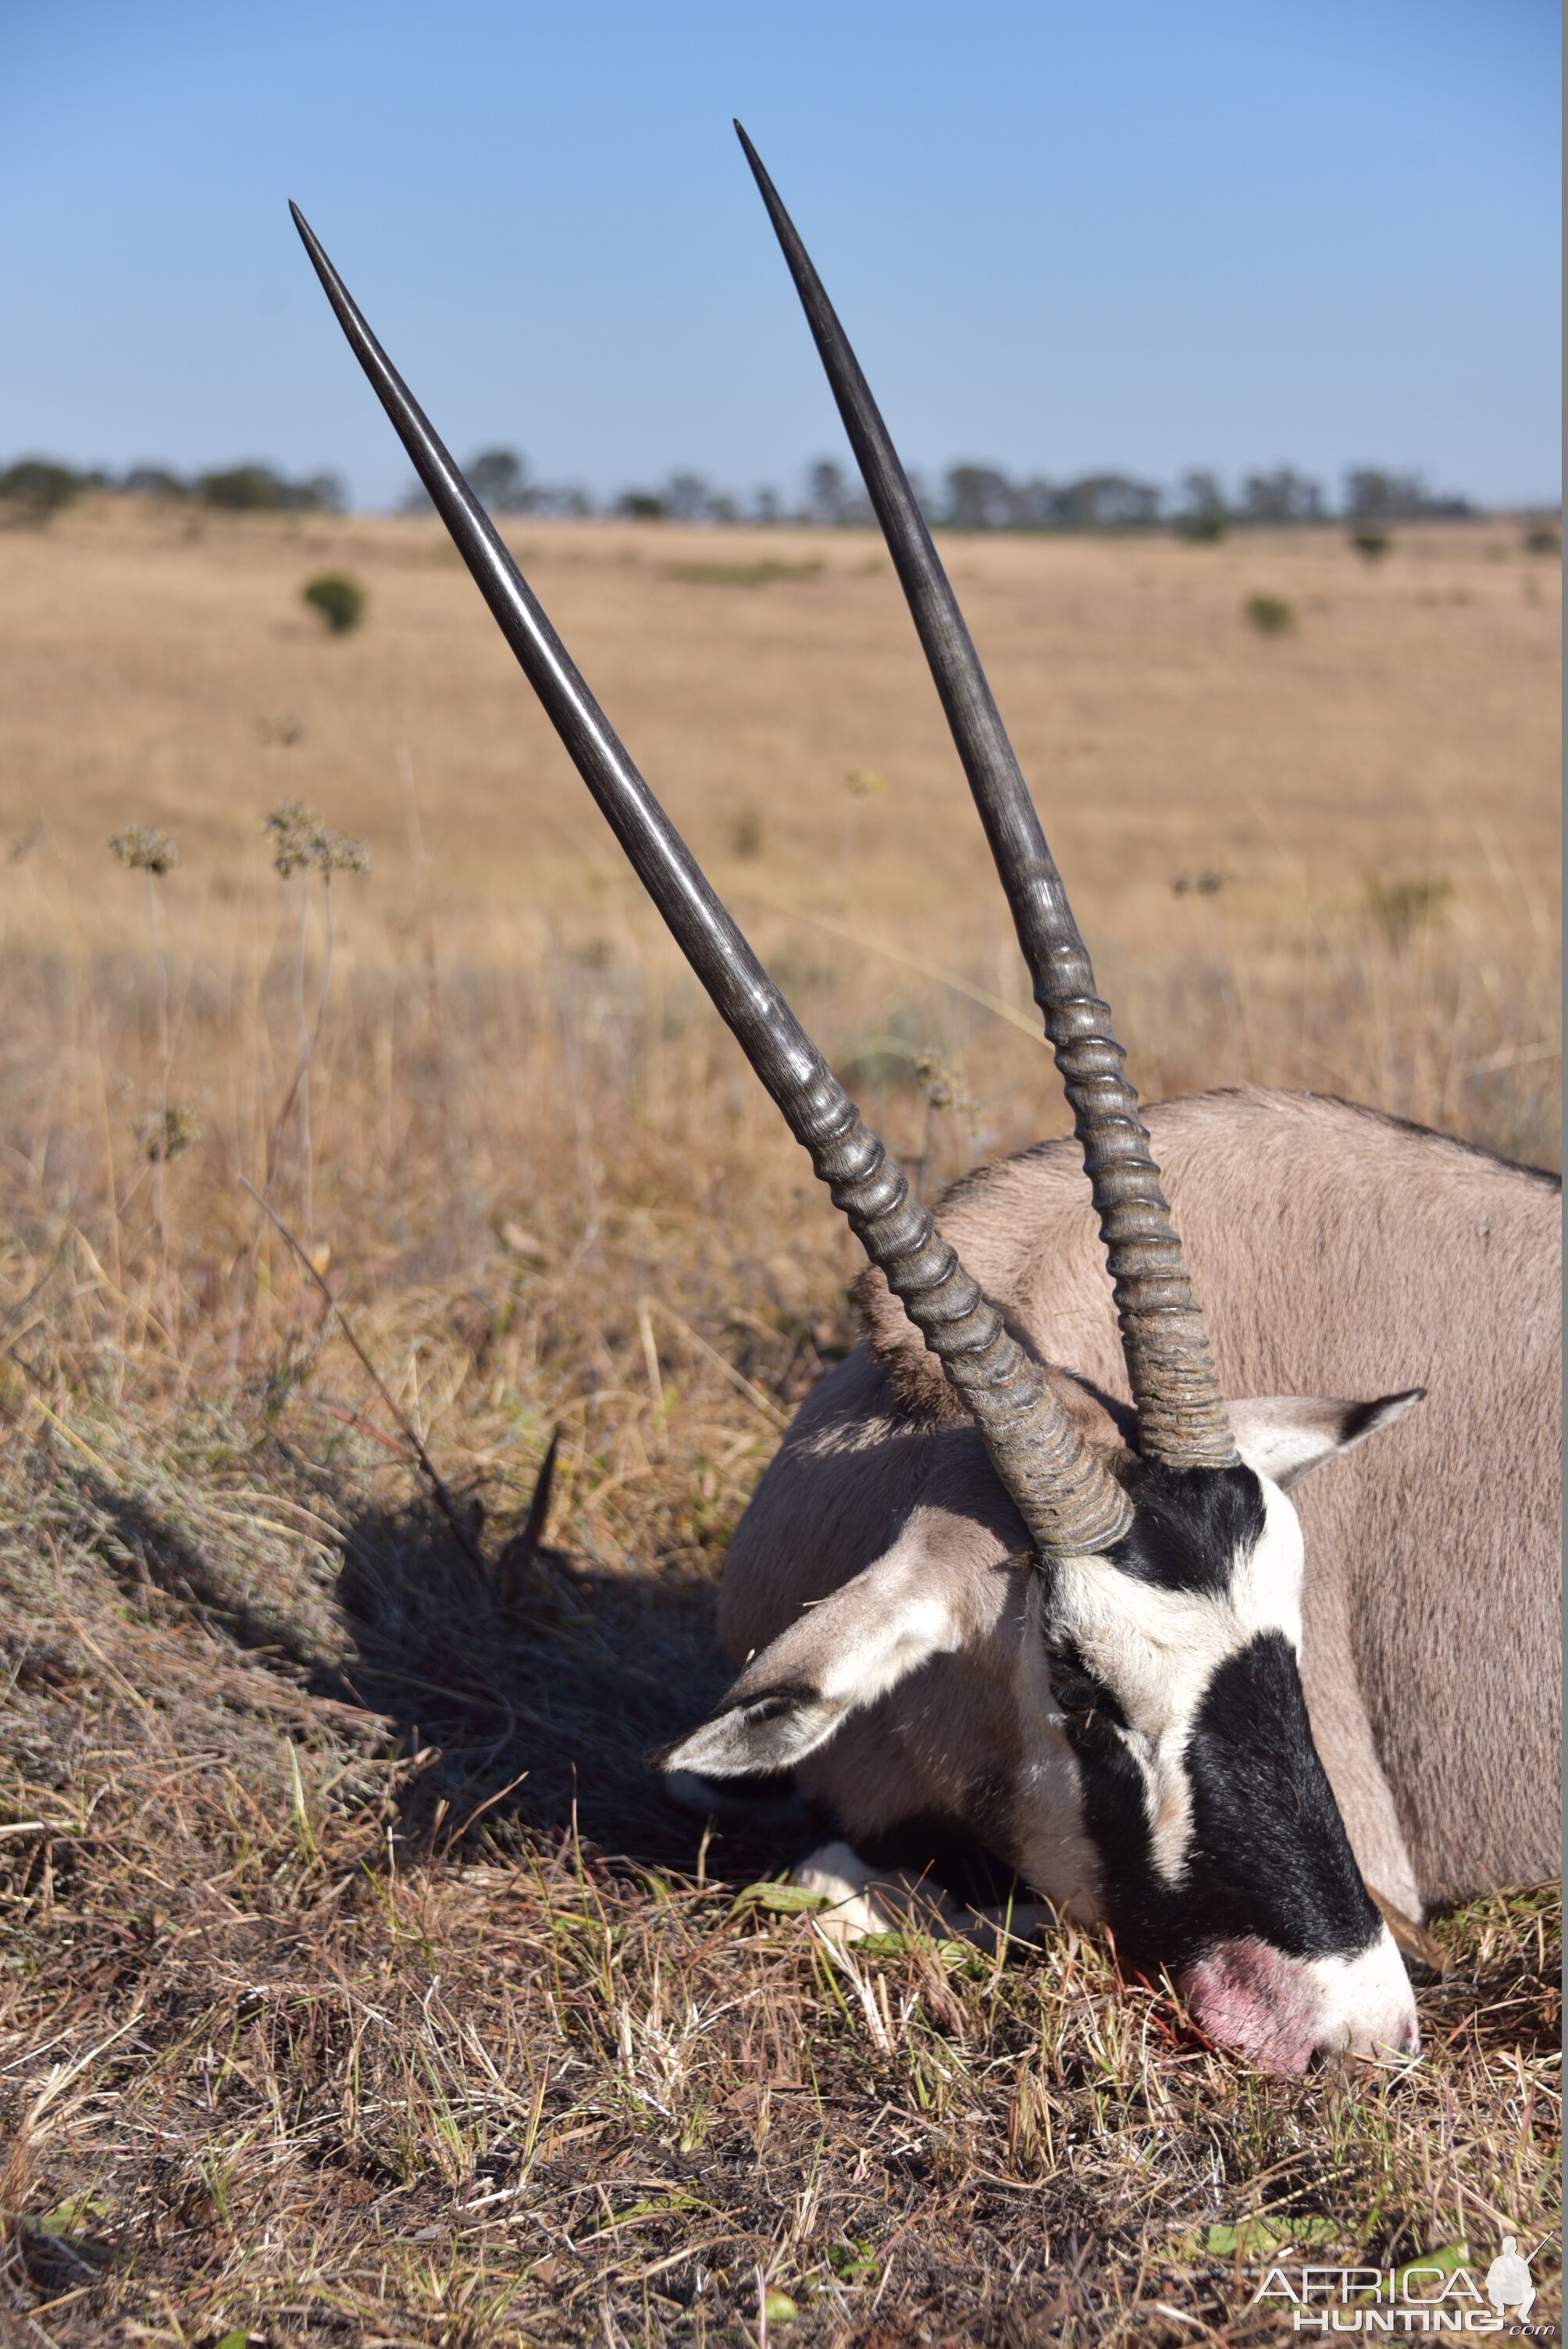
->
1046;1653;1107;1717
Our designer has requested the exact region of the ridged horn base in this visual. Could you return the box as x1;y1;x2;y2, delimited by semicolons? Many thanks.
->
789;1073;1135;1556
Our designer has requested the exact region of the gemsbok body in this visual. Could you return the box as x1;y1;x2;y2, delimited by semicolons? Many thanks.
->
294;125;1562;2073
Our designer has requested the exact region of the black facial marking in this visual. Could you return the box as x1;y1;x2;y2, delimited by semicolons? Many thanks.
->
1066;1627;1381;1968
1108;1460;1268;1596
1181;1631;1381;1959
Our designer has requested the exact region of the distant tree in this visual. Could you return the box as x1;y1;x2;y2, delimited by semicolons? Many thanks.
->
401;453;591;519
197;463;341;513
466;447;531;512
1175;469;1228;530
296;471;345;513
123;465;188;498
905;467;940;526
804;458;848;524
1013;476;1063;529
945;465;1017;531
1241;468;1324;524
198;465;280;511
0;457;82;519
1056;472;1162;530
617;490;666;519
803;458;869;526
663;472;714;522
1343;468;1471;522
752;485;782;525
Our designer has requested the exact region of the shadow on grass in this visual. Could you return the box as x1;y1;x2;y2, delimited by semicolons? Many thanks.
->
333;1501;825;1882
78;1465;828;1883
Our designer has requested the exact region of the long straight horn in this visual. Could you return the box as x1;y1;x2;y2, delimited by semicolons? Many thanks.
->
736;127;1235;1473
290;203;1133;1557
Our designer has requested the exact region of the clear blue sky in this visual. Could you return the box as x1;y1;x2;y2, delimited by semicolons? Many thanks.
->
2;0;1559;510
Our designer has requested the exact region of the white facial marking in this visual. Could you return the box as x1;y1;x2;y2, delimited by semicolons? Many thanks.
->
1047;1474;1306;1885
1300;1927;1422;2061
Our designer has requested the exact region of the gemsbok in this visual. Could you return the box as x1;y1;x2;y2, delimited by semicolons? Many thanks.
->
293;127;1561;2073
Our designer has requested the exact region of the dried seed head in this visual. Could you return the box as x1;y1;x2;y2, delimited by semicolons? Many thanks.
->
136;1105;201;1161
265;800;369;878
265;800;326;876
319;826;370;875
914;1051;968;1115
110;825;180;875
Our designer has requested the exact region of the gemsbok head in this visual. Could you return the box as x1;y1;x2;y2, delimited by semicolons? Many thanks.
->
292;127;1424;2069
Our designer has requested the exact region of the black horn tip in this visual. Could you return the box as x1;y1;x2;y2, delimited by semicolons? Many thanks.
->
732;121;777;197
290;202;329;269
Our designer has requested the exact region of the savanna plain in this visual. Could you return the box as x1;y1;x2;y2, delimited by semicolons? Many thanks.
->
0;501;1559;2345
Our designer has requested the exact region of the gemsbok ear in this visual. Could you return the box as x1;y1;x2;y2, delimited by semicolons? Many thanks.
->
1228;1390;1427;1492
654;1538;960;1778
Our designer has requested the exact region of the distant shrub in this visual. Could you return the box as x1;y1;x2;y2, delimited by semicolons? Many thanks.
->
0;457;82;522
301;573;366;636
1177;512;1228;543
1350;529;1391;561
1367;873;1452;951
1244;593;1295;636
617;491;667;520
198;464;343;514
1523;526;1561;557
730;807;764;858
123;465;188;500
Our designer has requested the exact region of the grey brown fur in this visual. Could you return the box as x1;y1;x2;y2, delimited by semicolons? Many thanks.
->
718;1089;1562;1916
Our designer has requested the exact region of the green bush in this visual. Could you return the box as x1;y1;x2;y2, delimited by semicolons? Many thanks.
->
730;807;764;857
301;573;367;636
200;464;343;513
1367;873;1452;951
1176;512;1227;543
1523;526;1561;557
0;458;82;522
1350;528;1391;561
1244;593;1295;636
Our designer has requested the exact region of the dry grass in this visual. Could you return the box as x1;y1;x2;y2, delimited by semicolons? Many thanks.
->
0;501;1559;2342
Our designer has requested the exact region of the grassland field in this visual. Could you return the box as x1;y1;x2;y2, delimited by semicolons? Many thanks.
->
0;500;1558;2344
